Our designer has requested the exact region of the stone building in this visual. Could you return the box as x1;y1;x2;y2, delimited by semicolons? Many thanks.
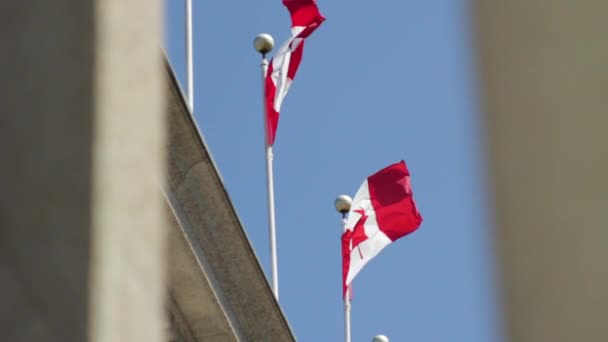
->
163;63;294;341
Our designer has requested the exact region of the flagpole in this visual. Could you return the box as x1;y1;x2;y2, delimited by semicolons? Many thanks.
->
344;216;352;342
335;195;353;342
185;0;194;111
254;33;279;300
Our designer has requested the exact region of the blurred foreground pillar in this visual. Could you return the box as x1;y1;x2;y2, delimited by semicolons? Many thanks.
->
0;1;166;341
474;2;608;341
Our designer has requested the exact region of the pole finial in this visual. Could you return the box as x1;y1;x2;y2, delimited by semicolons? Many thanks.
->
334;195;352;215
372;335;389;342
254;33;275;56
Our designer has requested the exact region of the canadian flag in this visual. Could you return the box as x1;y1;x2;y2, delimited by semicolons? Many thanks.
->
342;161;423;298
265;0;325;146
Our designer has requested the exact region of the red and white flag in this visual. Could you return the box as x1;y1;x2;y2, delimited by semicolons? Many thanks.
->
265;0;325;146
342;161;423;298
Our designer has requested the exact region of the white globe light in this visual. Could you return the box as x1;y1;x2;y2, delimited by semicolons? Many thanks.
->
253;33;274;55
334;195;352;214
372;335;389;342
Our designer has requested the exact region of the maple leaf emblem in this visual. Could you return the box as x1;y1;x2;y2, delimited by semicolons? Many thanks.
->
344;208;369;260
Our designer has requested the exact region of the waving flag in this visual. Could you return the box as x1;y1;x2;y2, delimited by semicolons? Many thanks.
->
342;161;423;298
265;0;325;145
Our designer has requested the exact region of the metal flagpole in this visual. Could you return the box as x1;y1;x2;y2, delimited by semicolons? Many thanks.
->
343;215;352;342
254;33;279;300
185;0;194;111
335;195;353;342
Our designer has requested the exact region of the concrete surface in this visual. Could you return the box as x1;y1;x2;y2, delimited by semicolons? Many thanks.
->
0;1;167;341
474;2;608;341
163;62;296;341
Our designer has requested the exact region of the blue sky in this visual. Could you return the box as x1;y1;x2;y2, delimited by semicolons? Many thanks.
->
165;1;502;341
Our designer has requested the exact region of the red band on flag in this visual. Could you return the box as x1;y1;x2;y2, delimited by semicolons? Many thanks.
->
283;0;325;28
368;161;423;241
